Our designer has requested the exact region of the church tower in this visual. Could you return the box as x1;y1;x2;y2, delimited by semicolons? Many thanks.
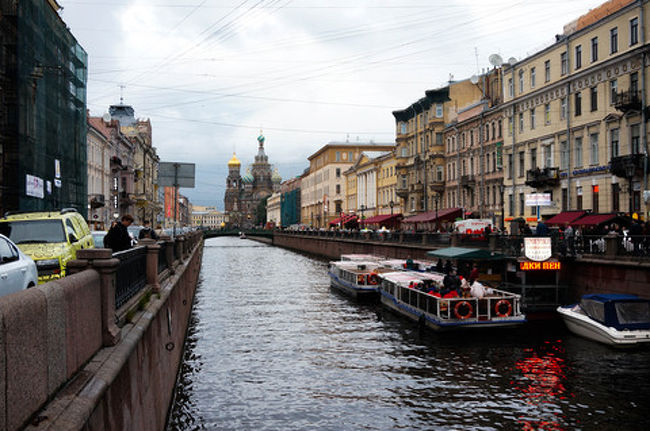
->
251;133;273;197
224;152;241;212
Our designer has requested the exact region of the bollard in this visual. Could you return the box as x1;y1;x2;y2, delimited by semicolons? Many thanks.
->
605;233;619;258
175;237;186;263
75;248;121;346
139;239;161;293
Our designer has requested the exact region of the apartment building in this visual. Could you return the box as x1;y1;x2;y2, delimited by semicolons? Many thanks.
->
301;142;394;228
502;0;649;223
393;80;483;217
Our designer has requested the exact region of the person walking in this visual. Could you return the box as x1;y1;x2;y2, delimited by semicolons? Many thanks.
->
104;214;134;252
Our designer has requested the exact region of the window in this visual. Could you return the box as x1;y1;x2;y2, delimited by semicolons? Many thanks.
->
335;151;341;162
530;108;536;129
590;86;598;111
518;151;525;177
561;52;568;75
470;130;474;146
630;17;639;45
610;79;618;104
519;193;525;216
560;141;569;170
577;186;583;210
436;132;443;146
335;184;341;194
486;153;491;173
610;128;620;158
592;185;599;213
531;148;537;170
436;165;443;181
575;91;582;116
509;194;514;217
543;144;552;168
610;27;618;53
508;117;513;136
631;124;640;154
519;69;524;93
519;112;524;133
562;188;568;211
612;183;620;212
400;122;407;134
575;137;583;167
530;67;536;88
630;72;639;93
560;97;567;120
498;119;502;138
545;103;551;124
545;60;551;82
507;154;513;179
591;37;598;62
508;78;514;97
491;122;495;140
575;45;582;69
435;103;443;118
336;168;341;178
590;133;599;165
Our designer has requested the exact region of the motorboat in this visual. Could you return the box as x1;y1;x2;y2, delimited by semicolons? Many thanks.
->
328;260;394;300
378;271;526;331
557;294;650;347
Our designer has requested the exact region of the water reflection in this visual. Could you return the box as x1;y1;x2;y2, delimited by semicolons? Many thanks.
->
168;237;650;430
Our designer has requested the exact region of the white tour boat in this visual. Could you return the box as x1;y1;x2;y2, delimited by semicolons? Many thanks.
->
328;260;394;300
557;294;650;347
378;271;526;331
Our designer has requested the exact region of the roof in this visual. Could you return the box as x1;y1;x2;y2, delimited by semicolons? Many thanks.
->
570;213;619;227
545;210;588;226
228;152;241;167
402;207;462;224
360;213;403;225
87;116;112;141
426;247;505;261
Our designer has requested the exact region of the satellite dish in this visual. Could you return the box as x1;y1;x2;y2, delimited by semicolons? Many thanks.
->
488;54;504;67
102;112;111;122
470;74;479;84
508;57;518;65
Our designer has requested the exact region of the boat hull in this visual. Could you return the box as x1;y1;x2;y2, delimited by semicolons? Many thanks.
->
328;270;378;301
379;290;526;331
557;306;650;347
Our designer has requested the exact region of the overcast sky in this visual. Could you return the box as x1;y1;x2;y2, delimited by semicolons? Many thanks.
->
59;0;604;209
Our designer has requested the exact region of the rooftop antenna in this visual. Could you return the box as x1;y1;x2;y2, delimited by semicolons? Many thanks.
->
489;53;504;68
119;84;126;104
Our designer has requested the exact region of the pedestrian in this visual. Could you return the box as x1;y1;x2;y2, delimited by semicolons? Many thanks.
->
104;214;134;252
138;220;159;240
154;224;164;238
629;219;643;255
564;222;574;255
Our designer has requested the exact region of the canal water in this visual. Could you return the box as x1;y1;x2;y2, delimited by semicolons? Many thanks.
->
168;237;650;430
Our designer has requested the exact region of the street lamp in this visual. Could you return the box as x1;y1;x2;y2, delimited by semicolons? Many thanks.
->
360;204;366;220
389;200;394;215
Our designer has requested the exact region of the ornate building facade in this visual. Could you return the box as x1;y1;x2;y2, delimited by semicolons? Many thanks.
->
224;134;281;227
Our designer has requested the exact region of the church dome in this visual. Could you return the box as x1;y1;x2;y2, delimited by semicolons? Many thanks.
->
228;152;241;167
272;168;282;184
242;173;254;184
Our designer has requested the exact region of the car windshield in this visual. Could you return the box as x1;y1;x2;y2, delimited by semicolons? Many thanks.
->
0;219;66;244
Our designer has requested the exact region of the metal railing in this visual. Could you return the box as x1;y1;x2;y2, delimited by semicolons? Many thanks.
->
114;246;148;309
157;240;168;274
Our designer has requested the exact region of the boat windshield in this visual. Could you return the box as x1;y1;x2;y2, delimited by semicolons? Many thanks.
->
615;302;650;325
0;219;66;244
580;298;606;323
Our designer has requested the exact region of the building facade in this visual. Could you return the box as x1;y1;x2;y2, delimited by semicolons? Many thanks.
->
191;205;225;228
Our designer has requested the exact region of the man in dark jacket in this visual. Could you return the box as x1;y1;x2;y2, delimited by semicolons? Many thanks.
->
138;220;159;241
104;214;134;252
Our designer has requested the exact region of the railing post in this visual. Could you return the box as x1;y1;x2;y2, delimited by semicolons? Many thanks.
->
139;239;161;293
605;233;619;257
488;233;497;251
451;232;459;247
175;236;185;262
75;248;121;346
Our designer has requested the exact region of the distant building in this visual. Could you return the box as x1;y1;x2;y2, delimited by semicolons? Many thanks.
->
224;134;281;227
0;0;88;216
191;205;225;228
266;192;281;226
281;177;301;227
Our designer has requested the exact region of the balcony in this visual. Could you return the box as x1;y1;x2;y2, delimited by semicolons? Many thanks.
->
525;167;560;188
460;175;476;188
610;154;649;178
396;184;409;198
89;193;105;208
613;89;642;113
428;179;445;193
410;182;424;193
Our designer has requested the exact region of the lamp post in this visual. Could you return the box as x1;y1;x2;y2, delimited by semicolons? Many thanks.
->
389;200;394;215
360;204;366;221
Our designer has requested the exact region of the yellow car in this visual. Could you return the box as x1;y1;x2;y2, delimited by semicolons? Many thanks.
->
0;208;94;284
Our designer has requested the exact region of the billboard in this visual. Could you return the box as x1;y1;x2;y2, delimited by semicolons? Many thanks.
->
158;162;196;188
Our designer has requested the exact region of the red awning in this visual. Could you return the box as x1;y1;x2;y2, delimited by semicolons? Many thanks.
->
360;213;403;225
402;207;462;224
545;210;588;226
570;213;618;227
329;214;358;226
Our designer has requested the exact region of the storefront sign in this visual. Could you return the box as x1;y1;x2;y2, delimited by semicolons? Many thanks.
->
26;174;44;199
524;237;552;261
519;261;561;271
525;193;551;207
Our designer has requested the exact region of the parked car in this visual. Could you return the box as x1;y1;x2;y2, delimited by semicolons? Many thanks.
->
0;208;94;284
0;234;38;297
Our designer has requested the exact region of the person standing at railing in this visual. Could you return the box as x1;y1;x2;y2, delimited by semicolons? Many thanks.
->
104;214;134;253
564;223;574;256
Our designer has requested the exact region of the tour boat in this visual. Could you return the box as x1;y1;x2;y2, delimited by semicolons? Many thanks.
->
377;271;526;331
557;294;650;347
328;260;395;300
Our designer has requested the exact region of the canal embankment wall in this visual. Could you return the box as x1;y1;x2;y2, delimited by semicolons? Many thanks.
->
272;233;650;300
0;233;203;431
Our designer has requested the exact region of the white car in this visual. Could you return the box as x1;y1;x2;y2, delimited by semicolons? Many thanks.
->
0;234;38;298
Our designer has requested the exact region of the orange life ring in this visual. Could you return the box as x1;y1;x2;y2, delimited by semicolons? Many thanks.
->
494;299;513;317
368;273;378;285
453;301;473;319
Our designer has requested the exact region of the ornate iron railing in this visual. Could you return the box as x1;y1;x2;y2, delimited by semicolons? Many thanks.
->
157;241;168;274
114;246;147;309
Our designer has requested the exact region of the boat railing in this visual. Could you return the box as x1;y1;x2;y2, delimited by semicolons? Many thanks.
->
390;283;522;321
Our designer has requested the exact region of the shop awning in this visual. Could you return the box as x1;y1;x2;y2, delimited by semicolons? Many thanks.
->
329;213;358;226
360;213;402;225
402;207;462;224
426;247;505;260
569;213;620;227
545;210;588;226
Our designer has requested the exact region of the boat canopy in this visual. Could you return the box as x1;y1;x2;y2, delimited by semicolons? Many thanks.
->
426;247;505;261
580;294;650;330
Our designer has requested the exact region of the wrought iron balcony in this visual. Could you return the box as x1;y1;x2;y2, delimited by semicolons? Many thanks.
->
613;89;642;112
610;154;649;178
525;167;560;188
89;193;105;208
460;175;476;188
